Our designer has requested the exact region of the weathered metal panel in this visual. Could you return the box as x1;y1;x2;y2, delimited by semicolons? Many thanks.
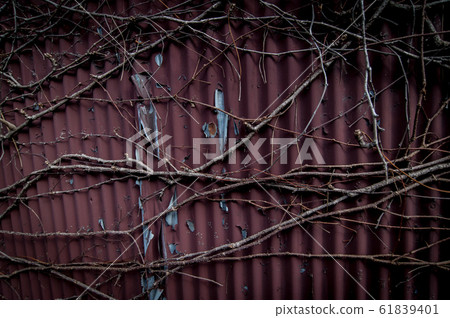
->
0;0;449;299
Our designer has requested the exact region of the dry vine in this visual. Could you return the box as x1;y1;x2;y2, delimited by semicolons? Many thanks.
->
0;0;449;299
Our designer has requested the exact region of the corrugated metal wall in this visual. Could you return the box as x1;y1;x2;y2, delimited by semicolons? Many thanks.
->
1;0;449;299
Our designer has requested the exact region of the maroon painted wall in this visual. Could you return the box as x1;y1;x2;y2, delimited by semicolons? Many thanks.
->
0;0;449;299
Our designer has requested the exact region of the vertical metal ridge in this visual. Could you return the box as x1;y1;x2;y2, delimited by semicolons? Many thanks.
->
1;0;449;300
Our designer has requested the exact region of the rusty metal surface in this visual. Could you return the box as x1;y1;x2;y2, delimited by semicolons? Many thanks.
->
0;0;449;299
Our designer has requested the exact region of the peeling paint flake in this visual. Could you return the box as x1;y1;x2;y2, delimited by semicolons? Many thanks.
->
237;225;247;239
155;53;163;67
132;74;159;159
215;89;228;154
137;102;157;135
165;211;178;230
141;275;163;300
233;119;239;136
141;275;154;292
150;288;163;300
169;243;179;255
186;220;195;233
202;123;209;137
221;217;229;229
136;101;159;158
130;73;152;99
143;226;154;255
165;189;178;230
219;193;229;212
98;218;105;231
139;196;154;256
155;82;171;92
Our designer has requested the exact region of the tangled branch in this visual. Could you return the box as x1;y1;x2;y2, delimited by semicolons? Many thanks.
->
0;0;449;299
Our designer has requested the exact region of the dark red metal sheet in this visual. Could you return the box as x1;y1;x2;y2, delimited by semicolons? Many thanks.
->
0;0;449;299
